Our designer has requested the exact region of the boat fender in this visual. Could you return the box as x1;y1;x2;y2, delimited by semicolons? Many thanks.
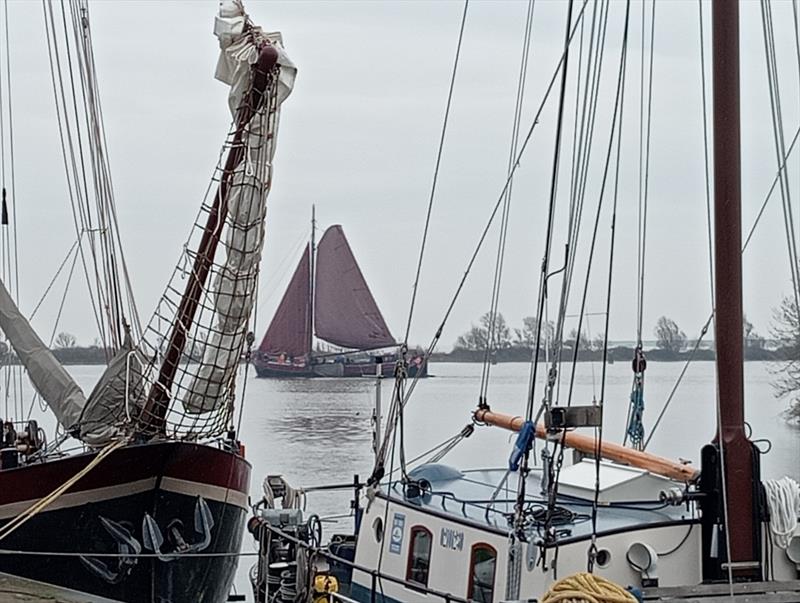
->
312;573;339;601
509;420;535;472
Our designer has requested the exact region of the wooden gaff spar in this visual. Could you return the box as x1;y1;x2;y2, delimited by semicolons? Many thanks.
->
474;408;700;483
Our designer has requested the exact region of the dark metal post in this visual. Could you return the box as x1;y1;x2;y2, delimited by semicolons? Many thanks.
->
710;0;760;578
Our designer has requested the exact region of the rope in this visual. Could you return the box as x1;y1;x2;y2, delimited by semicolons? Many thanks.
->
587;0;629;570
697;0;714;307
635;0;656;348
515;0;576;547
760;0;800;312
540;573;636;603
478;0;535;402
0;438;127;543
764;476;800;550
403;0;469;346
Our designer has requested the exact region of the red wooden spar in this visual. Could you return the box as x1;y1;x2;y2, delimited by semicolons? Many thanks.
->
141;44;279;433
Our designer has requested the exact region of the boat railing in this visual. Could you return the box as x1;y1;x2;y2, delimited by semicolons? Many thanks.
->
256;520;471;603
387;481;677;527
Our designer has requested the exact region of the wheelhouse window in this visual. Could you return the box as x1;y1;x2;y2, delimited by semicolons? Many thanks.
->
468;543;497;603
406;526;432;587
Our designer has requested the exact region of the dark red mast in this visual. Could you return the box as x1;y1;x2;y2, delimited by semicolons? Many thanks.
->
701;0;762;581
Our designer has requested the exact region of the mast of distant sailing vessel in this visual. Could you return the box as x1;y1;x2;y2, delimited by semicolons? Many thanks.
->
309;205;316;361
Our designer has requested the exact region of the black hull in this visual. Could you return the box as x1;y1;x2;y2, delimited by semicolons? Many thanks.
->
0;441;250;602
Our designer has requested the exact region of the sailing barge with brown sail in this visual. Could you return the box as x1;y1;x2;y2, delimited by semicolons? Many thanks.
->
253;215;427;378
0;2;295;601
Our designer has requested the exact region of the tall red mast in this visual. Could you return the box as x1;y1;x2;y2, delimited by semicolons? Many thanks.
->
703;0;762;580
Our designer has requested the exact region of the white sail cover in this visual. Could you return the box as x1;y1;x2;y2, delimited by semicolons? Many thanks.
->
183;1;296;412
0;278;86;435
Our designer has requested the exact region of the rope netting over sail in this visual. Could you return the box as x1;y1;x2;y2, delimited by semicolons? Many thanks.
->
73;1;297;443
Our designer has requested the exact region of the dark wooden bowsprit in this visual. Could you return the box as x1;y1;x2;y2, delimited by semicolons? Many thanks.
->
141;44;279;435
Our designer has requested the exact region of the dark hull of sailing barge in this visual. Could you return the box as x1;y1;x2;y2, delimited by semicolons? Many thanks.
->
252;355;428;379
0;441;250;602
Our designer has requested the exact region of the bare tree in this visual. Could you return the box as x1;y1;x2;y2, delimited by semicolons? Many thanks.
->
54;332;77;349
772;297;800;422
455;312;511;352
514;316;555;349
654;316;686;353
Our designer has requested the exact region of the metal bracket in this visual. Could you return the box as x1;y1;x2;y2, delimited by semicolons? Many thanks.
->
544;405;602;430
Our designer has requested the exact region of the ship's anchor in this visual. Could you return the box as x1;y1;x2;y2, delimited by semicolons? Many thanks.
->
142;496;215;562
80;516;141;584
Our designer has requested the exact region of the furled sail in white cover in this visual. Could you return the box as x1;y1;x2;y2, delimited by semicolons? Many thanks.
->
0;278;123;444
0;278;86;436
182;1;296;413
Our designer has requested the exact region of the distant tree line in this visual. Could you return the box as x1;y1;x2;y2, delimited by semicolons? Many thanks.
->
438;312;785;363
0;331;207;365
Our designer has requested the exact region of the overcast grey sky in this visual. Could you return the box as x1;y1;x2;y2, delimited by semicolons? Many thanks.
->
6;0;800;350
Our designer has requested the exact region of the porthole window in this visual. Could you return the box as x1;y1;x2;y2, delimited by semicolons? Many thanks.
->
468;543;497;603
406;526;432;587
596;548;611;568
372;517;383;543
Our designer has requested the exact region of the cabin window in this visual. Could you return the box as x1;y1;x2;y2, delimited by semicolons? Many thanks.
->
468;543;497;603
406;526;432;586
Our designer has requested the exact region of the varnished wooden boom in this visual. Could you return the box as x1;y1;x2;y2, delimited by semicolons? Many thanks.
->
473;408;700;483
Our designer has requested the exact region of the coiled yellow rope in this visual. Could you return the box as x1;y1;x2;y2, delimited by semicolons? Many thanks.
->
541;572;637;603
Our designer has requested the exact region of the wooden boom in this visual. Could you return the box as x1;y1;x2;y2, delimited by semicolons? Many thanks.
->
474;408;700;483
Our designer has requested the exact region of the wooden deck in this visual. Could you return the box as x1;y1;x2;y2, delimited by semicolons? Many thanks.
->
642;580;800;602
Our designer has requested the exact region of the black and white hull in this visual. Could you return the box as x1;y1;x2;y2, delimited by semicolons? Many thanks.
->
0;441;250;603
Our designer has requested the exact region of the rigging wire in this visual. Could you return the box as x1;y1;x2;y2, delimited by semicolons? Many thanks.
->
0;0;23;420
760;0;800;312
524;0;578;430
42;0;141;357
373;0;592;478
478;0;536;404
560;0;613;411
698;0;715;307
547;0;610;415
635;0;655;348
645;124;800;447
43;0;107;349
514;0;577;552
743;125;800;253
588;1;631;568
403;0;469;347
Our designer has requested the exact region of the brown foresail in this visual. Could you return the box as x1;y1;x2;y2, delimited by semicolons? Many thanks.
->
258;245;313;358
314;225;395;350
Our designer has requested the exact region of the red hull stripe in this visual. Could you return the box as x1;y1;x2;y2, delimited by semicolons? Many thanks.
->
0;441;250;508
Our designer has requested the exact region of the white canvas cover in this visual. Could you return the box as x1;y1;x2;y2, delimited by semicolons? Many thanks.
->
0;278;86;435
182;1;296;413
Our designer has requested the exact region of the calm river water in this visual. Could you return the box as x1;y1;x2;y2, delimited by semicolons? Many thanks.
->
17;361;799;598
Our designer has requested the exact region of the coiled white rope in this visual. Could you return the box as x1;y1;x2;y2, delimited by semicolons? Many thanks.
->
764;476;800;549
